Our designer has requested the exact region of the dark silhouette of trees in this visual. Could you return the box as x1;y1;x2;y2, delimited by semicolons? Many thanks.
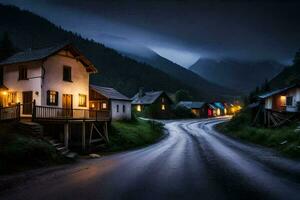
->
0;32;17;61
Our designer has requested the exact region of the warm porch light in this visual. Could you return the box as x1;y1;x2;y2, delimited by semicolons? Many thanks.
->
1;91;8;96
137;105;141;112
216;108;221;116
91;103;95;108
224;108;227;115
161;104;166;110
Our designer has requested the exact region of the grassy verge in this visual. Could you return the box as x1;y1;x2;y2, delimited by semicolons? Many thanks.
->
106;119;164;152
216;110;300;158
0;123;66;175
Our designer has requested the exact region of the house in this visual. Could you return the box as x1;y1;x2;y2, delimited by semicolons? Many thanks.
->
89;85;131;120
131;89;173;118
213;102;226;116
258;84;300;113
0;43;110;150
177;101;208;118
208;103;217;117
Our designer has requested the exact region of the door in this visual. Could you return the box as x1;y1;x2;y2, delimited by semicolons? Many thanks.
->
62;94;73;117
22;91;32;114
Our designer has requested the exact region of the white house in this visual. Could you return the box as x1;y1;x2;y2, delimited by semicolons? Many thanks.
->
0;43;97;116
258;84;300;112
89;85;132;120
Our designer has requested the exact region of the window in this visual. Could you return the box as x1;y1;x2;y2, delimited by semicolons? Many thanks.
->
137;105;142;112
19;66;27;80
287;96;293;106
8;92;17;105
162;97;165;103
63;66;72;82
280;96;286;106
79;94;87;107
161;104;166;110
101;102;107;109
123;105;126;113
117;104;119;112
47;90;58;106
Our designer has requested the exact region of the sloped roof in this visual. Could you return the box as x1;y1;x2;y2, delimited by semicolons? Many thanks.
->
208;104;217;109
213;102;225;109
90;85;130;101
0;43;97;72
177;101;206;109
258;84;298;99
131;91;165;105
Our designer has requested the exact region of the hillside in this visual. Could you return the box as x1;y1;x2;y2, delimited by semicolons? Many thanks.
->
189;58;285;93
269;64;300;88
0;4;235;100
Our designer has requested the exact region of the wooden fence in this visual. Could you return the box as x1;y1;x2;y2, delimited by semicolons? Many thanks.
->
0;104;20;121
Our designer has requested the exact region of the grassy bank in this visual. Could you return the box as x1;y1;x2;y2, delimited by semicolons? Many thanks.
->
217;110;300;158
0;123;66;175
107;119;164;152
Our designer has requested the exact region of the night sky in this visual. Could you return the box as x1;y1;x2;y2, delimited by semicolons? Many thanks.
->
1;0;300;67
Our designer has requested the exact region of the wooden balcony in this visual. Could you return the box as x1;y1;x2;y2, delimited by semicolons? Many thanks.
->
0;103;111;122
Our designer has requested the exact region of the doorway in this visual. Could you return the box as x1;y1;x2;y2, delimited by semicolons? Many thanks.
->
62;94;73;117
22;91;32;114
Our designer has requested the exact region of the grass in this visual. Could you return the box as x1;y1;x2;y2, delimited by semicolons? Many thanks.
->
106;118;164;152
216;110;300;158
0;123;66;175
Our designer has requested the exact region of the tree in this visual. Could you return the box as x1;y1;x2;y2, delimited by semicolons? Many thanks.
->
293;48;300;66
175;90;193;103
0;32;16;61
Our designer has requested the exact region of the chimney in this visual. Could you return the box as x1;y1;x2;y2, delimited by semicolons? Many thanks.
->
138;87;144;98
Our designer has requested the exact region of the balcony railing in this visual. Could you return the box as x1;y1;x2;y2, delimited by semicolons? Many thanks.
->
0;102;110;122
33;105;110;121
0;104;20;121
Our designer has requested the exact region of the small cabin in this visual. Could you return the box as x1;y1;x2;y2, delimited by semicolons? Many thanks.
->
177;101;208;118
213;102;226;116
131;90;173;118
259;84;300;113
89;85;131;120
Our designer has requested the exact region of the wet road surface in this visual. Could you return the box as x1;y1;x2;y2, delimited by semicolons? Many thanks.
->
1;117;300;200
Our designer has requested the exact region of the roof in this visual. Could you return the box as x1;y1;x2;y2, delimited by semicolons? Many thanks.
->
90;85;130;101
213;102;225;110
208;104;217;109
258;84;299;99
177;101;206;109
131;91;165;105
0;43;97;73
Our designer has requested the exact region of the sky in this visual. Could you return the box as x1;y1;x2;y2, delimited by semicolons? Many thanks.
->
0;0;300;67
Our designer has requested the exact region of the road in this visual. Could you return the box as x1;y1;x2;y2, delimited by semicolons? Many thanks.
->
1;117;300;200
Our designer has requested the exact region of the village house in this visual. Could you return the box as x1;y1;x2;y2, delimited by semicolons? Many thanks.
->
258;84;300;113
0;43;110;151
131;89;173;118
177;101;208;118
89;85;132;120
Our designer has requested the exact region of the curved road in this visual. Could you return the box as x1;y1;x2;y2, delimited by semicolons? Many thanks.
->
1;118;300;200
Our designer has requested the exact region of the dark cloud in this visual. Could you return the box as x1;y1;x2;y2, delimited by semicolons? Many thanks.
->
1;0;300;66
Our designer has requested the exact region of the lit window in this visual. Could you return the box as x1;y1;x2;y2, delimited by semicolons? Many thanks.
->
19;66;27;80
102;102;107;109
8;92;17;105
224;108;227;115
280;96;286;106
217;108;221;116
161;104;166;110
47;90;58;106
79;94;86;107
137;105;142;112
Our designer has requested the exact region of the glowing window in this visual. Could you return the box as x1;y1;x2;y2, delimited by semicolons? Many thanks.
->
78;94;86;107
161;104;166;110
47;90;58;106
217;108;221;116
102;102;107;109
137;105;142;112
280;96;286;106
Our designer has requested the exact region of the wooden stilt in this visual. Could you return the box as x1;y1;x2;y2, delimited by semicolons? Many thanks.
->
64;123;69;149
105;122;109;142
82;121;86;151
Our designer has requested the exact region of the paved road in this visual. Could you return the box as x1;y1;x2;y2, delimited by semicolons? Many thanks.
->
1;117;300;200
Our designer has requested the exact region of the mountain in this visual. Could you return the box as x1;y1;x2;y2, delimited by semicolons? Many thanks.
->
0;4;235;100
96;34;237;99
189;58;285;93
